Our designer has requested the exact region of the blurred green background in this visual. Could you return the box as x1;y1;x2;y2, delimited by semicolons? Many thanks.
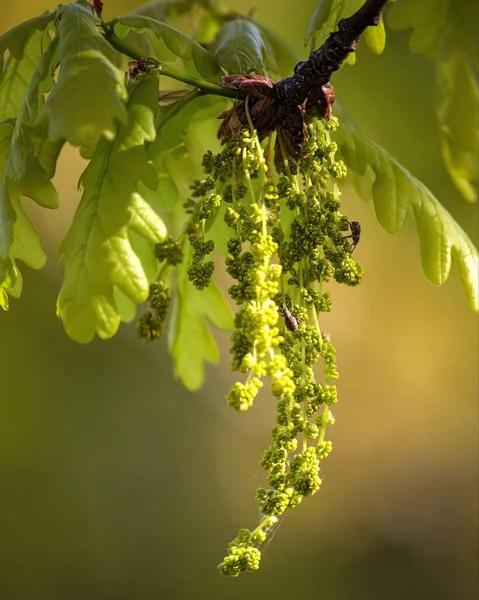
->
1;1;477;599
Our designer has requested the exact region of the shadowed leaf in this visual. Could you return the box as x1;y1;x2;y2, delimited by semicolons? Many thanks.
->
42;3;128;148
0;40;61;308
215;18;274;75
0;11;55;61
169;245;234;390
116;14;219;78
57;74;166;342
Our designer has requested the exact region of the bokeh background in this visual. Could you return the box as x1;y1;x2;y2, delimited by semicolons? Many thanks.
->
1;1;477;599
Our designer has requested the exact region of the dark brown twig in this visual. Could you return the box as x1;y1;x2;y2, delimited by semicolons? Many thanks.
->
219;0;390;160
275;0;389;107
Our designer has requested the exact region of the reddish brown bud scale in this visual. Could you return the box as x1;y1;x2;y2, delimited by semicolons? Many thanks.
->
91;0;103;16
304;83;335;121
218;76;335;162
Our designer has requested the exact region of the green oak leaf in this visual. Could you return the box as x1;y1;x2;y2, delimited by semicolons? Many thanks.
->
116;14;219;78
214;18;274;75
0;40;61;308
132;0;210;21
0;122;19;286
388;1;478;202
337;122;479;312
57;73;166;343
363;18;386;55
0;256;22;309
142;169;179;211
258;25;300;78
437;51;478;203
114;230;159;323
388;0;478;64
168;245;234;390
305;0;335;45
115;27;155;64
41;3;128;148
0;122;50;306
7;38;62;189
388;0;442;58
0;11;55;62
0;288;7;310
0;30;49;120
305;0;386;62
140;91;224;211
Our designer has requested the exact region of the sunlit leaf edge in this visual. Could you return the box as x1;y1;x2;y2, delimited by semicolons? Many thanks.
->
337;122;479;312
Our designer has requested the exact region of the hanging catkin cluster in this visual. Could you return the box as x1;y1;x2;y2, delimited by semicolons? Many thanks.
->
158;114;362;575
138;110;363;575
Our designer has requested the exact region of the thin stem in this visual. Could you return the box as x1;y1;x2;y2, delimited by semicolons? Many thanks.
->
232;150;241;240
246;97;268;232
102;27;240;99
317;404;330;445
156;261;172;283
155;89;202;129
301;337;308;451
280;274;286;306
311;302;323;346
244;95;255;133
243;147;256;204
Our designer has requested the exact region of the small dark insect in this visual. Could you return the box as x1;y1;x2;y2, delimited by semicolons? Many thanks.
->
345;220;361;252
278;306;300;332
127;57;151;81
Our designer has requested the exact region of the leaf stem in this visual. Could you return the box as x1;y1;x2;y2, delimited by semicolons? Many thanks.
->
102;27;240;99
155;89;203;129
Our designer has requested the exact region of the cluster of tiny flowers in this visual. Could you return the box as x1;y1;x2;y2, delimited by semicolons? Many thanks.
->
217;525;274;577
136;281;171;341
136;116;362;574
137;236;184;343
205;130;284;414
154;236;183;266
183;177;221;289
217;116;364;576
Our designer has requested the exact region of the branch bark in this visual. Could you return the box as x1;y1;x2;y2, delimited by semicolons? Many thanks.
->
219;0;390;160
275;0;390;106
